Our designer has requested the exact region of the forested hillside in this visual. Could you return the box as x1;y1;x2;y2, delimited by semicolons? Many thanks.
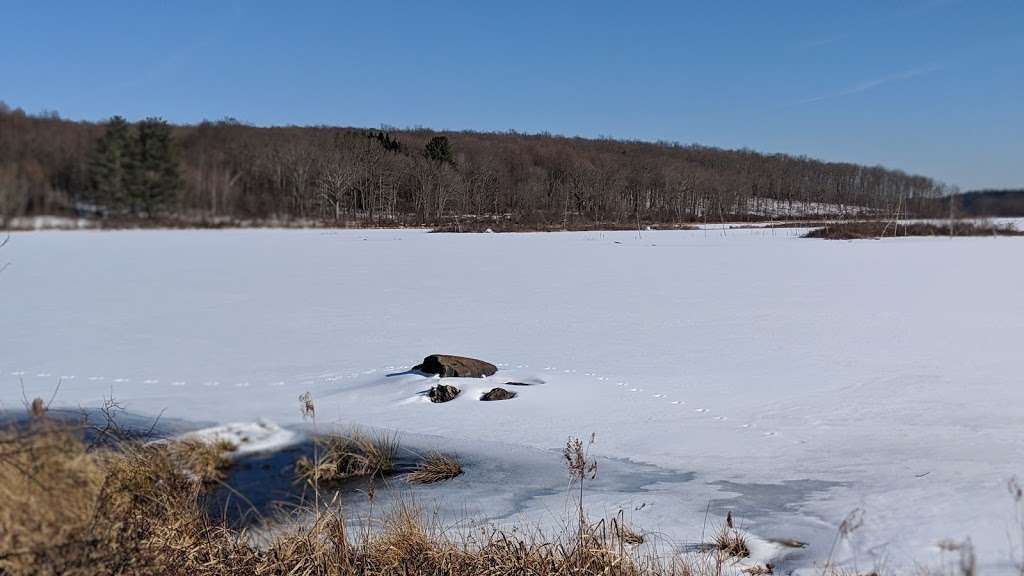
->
0;103;949;228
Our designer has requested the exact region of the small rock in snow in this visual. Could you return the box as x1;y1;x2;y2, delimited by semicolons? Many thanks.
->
480;387;516;401
429;384;461;403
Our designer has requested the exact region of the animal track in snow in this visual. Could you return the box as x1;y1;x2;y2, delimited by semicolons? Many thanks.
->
694;408;709;413
143;379;159;384
170;381;186;387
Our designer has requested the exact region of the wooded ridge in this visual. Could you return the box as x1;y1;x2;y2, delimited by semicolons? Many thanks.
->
0;104;952;229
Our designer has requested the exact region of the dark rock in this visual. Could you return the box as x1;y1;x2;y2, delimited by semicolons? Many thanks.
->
413;354;497;378
480;387;516;401
429;384;460;403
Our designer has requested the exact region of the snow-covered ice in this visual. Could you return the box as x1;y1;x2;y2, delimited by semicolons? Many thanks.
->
180;420;300;455
2;226;1023;573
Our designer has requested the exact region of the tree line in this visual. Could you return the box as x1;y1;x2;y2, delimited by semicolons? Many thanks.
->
0;103;951;228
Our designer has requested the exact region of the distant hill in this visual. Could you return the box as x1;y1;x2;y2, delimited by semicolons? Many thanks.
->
953;189;1024;217
1;103;948;229
912;189;1024;218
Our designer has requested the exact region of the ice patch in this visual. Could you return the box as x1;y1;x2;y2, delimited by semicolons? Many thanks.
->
180;420;299;456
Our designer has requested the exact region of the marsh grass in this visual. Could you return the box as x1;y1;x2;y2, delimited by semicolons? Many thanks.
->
406;452;463;484
295;430;400;488
804;220;1023;239
712;526;750;559
0;415;1013;576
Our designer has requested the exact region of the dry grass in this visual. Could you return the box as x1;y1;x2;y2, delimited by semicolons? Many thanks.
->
0;419;241;575
713;526;750;559
406;452;463;484
804;220;1023;239
1;416;1012;576
0;418;733;575
295;430;399;488
430;218;698;233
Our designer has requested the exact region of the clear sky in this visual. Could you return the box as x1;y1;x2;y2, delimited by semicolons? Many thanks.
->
2;1;1021;190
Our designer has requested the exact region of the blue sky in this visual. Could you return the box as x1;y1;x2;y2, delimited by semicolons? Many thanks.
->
2;1;1021;190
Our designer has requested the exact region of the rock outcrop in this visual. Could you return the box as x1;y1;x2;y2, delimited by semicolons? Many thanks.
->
413;354;497;378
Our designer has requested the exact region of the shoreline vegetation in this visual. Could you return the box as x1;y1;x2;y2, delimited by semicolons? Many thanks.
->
0;400;776;576
1;398;1018;575
2;213;1021;242
802;220;1024;240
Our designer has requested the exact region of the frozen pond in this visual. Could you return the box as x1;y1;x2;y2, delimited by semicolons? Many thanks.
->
2;226;1024;572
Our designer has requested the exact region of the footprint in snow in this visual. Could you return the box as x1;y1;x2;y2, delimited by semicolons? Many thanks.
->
143;379;159;384
269;381;285;387
653;394;665;398
235;382;250;388
61;375;75;380
695;408;709;413
88;376;104;381
202;381;220;387
170;381;186;387
11;371;26;376
113;378;129;383
629;388;638;392
763;431;776;437
36;372;51;377
671;400;683;405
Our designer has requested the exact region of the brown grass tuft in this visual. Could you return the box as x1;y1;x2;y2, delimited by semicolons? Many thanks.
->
713;525;751;559
294;430;399;488
406;452;463;484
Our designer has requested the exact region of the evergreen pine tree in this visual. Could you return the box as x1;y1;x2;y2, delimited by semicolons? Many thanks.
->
88;116;134;212
424;136;454;165
129;118;181;215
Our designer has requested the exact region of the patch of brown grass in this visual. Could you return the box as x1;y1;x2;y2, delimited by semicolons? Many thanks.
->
4;417;1008;576
713;525;750;559
0;419;244;575
804;220;1023;239
406;452;463;484
295;430;399;488
0;419;731;575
